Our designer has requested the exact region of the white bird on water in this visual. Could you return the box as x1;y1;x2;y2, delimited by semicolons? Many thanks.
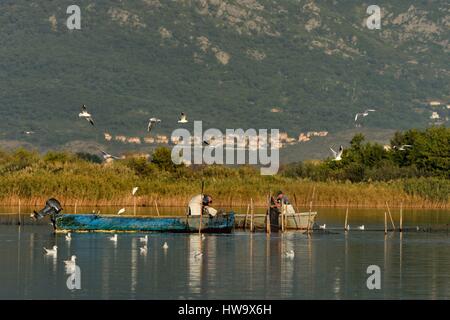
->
64;255;77;272
346;225;350;231
357;225;365;230
44;245;58;256
201;234;206;241
109;234;118;242
330;145;344;161
117;208;126;215
319;224;326;230
148;118;161;132
140;245;148;255
354;109;376;122
65;232;71;241
284;250;295;259
163;242;169;250
178;112;188;123
79;104;95;126
139;235;148;243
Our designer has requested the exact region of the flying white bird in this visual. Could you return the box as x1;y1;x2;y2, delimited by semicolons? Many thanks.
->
162;242;169;250
117;208;126;215
357;225;365;230
64;255;77;273
132;187;139;196
79;104;94;126
140;245;148;255
100;150;121;161
178;112;188;123
319;224;326;230
23;131;35;135
147;118;161;132
65;232;71;241
284;250;295;259
354;109;376;122
393;144;412;151
139;235;148;243
330;145;344;161
109;234;118;242
44;245;58;256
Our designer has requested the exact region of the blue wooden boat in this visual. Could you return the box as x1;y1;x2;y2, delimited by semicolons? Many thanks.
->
54;213;235;233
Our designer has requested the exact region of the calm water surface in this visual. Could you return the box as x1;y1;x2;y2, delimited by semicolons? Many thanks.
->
0;208;449;299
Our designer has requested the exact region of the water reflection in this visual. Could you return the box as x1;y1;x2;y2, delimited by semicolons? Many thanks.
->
0;222;449;299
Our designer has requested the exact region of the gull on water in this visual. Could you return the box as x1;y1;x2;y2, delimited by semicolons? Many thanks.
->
140;245;148;255
163;242;169;250
79;104;94;126
148;118;161;132
117;208;126;215
139;235;148;243
346;225;350;231
284;250;295;259
319;224;326;230
44;245;58;256
109;234;118;242
330;145;343;161
65;232;71;241
64;255;77;272
201;234;206;241
357;225;365;230
178;112;188;123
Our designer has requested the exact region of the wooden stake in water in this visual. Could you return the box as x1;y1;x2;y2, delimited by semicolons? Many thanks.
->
244;203;250;230
250;198;254;233
199;181;205;235
18;198;21;226
385;201;396;230
154;200;160;216
266;193;271;234
384;211;388;234
344;206;349;231
74;200;78;214
399;202;403;232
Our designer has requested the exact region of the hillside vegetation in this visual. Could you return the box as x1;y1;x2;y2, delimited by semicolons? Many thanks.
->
0;0;449;156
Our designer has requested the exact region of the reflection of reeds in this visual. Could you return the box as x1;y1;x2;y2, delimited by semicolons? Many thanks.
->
0;151;447;209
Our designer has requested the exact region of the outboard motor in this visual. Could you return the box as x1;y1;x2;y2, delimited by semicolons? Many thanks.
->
32;198;63;221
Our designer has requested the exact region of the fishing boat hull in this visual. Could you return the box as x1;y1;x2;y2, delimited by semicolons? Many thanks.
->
55;213;235;233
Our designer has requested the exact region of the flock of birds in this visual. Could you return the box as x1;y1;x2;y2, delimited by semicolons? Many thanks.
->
43;231;209;269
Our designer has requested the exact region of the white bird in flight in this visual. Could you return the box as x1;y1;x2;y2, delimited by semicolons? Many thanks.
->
100;150;121;161
393;144;412;151
132;187;139;196
117;208;126;215
178;112;188;123
79;104;94;126
354;109;376;122
147;118;161;132
330;145;344;161
44;245;58;256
